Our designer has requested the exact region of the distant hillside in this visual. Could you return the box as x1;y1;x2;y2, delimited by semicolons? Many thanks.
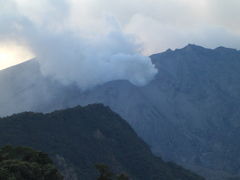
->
0;104;203;180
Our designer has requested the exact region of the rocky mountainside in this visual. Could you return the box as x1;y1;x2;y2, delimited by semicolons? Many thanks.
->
0;44;240;179
76;45;240;179
0;104;203;180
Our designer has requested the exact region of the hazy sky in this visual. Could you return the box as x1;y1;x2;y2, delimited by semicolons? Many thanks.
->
0;0;240;70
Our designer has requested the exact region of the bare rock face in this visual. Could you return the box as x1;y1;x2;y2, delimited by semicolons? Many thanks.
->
1;44;240;179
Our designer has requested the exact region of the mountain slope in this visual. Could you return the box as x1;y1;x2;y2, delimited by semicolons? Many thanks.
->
76;45;240;179
0;104;203;180
1;44;240;179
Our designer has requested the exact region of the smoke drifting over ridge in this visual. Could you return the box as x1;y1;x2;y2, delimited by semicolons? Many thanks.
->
0;0;158;90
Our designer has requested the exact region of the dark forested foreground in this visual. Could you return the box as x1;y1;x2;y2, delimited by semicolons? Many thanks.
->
0;145;63;180
0;104;203;180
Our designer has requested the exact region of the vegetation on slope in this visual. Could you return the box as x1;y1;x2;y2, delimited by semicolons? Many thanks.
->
0;145;63;180
0;104;204;180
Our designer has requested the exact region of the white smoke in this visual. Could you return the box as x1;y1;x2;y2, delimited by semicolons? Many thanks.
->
30;23;158;89
0;0;158;90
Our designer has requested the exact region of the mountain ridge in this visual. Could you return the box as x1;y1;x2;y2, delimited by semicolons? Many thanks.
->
0;104;203;180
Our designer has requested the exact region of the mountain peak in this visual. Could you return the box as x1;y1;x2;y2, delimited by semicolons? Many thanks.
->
183;44;207;51
214;46;238;53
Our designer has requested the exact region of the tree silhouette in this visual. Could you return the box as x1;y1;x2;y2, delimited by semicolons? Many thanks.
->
95;163;129;180
95;164;113;180
0;145;63;180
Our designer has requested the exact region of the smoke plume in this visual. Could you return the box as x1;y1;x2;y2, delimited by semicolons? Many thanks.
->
0;0;158;90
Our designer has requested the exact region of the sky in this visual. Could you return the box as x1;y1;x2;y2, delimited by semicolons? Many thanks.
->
0;0;240;70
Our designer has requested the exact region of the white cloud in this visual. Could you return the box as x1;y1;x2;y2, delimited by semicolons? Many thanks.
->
64;0;240;53
2;0;240;53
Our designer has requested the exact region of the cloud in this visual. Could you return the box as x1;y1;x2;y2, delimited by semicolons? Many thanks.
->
60;0;240;54
120;0;240;53
125;13;240;54
1;0;240;50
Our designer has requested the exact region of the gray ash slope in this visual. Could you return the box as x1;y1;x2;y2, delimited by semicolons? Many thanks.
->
1;44;240;179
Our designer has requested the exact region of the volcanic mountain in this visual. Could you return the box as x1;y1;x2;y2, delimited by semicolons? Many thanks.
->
1;44;240;179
